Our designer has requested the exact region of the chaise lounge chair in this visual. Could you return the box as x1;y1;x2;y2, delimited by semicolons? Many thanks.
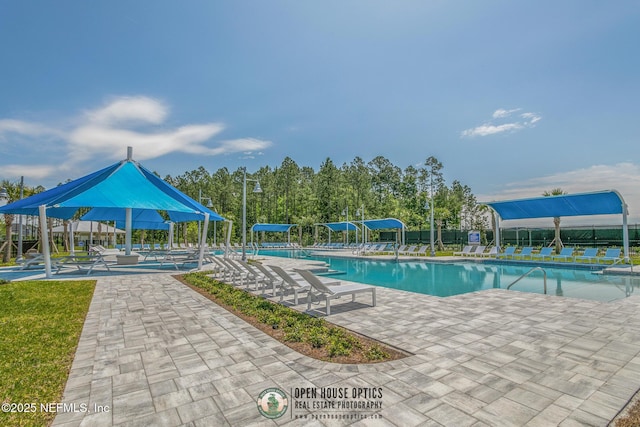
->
267;265;312;305
496;246;516;259
512;247;534;260
574;248;599;263
551;247;574;262
294;269;376;315
531;247;554;261
598;248;622;264
454;246;472;256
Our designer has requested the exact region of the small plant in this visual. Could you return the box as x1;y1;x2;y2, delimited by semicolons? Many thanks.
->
181;272;401;363
327;336;353;357
365;344;390;361
283;326;304;342
307;327;328;348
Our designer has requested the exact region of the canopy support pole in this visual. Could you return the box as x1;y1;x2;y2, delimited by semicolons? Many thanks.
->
225;220;233;258
494;212;501;253
69;221;75;255
125;207;132;255
168;222;174;249
198;213;209;269
622;204;630;263
39;205;52;279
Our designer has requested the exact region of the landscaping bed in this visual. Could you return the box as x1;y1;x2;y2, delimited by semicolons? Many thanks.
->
178;272;408;364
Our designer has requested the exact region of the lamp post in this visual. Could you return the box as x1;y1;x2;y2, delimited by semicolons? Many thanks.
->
428;171;435;257
242;168;262;261
356;205;365;245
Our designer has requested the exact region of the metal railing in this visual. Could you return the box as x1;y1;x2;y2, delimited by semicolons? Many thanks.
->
507;267;548;294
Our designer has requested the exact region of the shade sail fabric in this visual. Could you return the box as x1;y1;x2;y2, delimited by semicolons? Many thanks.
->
251;223;296;232
0;159;224;222
320;221;359;231
360;218;406;230
484;191;625;220
81;208;170;230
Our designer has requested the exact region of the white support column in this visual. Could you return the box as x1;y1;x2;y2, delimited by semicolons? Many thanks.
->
494;212;501;253
622;204;630;263
125;207;132;255
198;213;209;270
69;221;75;255
39;205;52;279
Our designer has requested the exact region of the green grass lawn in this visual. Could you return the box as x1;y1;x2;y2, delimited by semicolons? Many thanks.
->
0;280;95;427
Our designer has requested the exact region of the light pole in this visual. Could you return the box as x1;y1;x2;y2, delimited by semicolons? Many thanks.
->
242;168;262;261
356;205;365;245
429;172;435;257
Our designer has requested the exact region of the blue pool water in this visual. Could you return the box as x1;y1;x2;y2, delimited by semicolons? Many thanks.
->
254;249;639;302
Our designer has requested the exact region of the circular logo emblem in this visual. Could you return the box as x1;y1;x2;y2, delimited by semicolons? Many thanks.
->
257;388;288;419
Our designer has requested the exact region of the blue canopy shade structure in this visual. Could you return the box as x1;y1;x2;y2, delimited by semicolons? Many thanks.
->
360;218;406;230
0;147;223;276
484;190;625;220
250;223;297;246
358;218;406;245
483;190;630;262
81;208;170;230
320;221;359;232
251;223;296;233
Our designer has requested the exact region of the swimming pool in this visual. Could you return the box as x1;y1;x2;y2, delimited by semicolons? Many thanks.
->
254;249;639;302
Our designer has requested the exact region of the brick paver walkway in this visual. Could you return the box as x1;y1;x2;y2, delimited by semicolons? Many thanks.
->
50;258;640;426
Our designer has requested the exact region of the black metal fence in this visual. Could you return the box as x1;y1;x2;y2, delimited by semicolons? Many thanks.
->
380;225;640;249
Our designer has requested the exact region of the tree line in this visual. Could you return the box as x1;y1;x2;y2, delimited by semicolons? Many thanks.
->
1;155;489;257
165;155;489;246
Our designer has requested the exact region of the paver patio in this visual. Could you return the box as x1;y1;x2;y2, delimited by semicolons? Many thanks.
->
43;256;640;426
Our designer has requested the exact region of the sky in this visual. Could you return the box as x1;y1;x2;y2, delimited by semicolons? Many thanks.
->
1;1;639;225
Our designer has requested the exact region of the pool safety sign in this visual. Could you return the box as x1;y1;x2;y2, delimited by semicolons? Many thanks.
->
468;231;481;245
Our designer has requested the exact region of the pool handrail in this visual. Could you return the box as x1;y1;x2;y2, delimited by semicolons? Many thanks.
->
507;267;547;295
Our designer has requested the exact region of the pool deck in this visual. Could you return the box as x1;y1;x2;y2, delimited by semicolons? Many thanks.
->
7;254;640;426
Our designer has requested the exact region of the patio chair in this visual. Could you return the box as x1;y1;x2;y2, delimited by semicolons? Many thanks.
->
598;248;622;264
453;246;472;256
512;247;534;260
496;246;516;259
479;246;498;257
574;248;599;263
247;262;282;296
294;269;376;316
531;247;554;261
551;247;574;262
267;265;311;305
400;245;417;256
472;246;487;257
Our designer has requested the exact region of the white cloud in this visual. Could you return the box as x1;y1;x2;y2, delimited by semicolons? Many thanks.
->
462;108;542;138
492;108;521;119
478;163;640;225
461;123;523;137
0;96;273;178
1;164;59;180
84;96;168;126
0;119;63;139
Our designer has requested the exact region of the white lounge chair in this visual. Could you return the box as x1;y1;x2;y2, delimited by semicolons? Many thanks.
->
267;265;311;305
453;246;472;256
294;269;376;316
